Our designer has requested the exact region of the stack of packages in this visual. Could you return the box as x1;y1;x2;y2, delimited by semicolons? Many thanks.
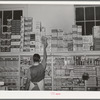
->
73;56;86;77
57;29;64;52
35;21;41;52
72;25;83;51
44;57;52;90
85;56;97;87
93;26;100;50
53;57;65;90
11;20;21;52
20;17;24;52
67;32;73;51
53;78;62;90
6;19;12;52
65;56;74;77
63;33;68;52
51;29;58;52
20;55;32;89
87;77;96;87
0;56;19;90
35;21;46;53
1;19;11;52
82;35;93;51
23;17;33;52
24;17;33;52
97;66;100;89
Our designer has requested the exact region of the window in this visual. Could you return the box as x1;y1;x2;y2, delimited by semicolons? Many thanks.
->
0;10;23;52
75;6;100;35
0;10;23;32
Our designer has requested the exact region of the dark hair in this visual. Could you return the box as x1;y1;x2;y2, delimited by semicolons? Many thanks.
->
33;54;40;62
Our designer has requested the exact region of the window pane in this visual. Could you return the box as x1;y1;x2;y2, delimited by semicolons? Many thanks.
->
96;7;100;20
13;10;22;20
85;7;94;20
86;22;94;35
76;8;84;21
76;22;85;35
96;21;100;26
3;26;7;32
3;11;12;25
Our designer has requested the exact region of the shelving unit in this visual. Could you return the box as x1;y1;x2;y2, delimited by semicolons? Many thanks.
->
0;51;100;90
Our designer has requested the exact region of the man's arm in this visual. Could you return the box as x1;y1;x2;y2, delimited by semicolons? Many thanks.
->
41;36;48;69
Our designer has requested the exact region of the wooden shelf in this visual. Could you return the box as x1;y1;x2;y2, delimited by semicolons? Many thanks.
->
1;51;100;56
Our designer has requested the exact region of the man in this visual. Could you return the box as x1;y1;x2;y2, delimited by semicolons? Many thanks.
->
25;36;48;90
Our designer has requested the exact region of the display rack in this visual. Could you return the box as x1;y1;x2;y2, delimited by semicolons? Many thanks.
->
0;51;100;90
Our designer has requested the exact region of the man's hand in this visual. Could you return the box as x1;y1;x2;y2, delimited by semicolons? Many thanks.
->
41;36;48;48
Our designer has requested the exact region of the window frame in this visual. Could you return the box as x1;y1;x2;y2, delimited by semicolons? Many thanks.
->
75;5;100;35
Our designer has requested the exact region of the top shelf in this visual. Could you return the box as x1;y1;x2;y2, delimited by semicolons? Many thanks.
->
0;51;100;56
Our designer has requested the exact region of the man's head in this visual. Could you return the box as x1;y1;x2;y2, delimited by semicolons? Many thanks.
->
33;54;40;63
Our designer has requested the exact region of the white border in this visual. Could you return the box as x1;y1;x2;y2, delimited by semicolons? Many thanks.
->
0;1;99;5
0;1;100;99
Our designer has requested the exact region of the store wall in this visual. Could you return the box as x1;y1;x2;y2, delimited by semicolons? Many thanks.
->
27;5;75;34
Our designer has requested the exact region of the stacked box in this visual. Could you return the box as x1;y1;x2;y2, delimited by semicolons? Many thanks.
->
20;16;24;52
74;66;85;77
11;20;21;52
86;66;96;76
93;26;100;38
44;78;52;90
93;38;100;50
63;33;68;52
73;25;83;51
98;77;100;86
68;40;73;51
35;21;41;33
65;32;73;51
51;29;58;52
53;57;65;69
87;76;96;87
97;67;100;86
82;35;93;51
57;29;64;52
11;35;20;52
23;17;33;52
30;33;35;52
0;19;12;52
93;26;100;50
53;78;62;90
12;20;21;35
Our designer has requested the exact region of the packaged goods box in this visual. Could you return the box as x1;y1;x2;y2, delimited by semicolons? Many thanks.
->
93;26;100;38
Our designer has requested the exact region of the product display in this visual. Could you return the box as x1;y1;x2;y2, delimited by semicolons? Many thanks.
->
0;11;100;91
0;56;19;90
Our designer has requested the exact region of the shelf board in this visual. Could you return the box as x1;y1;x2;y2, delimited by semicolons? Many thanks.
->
1;51;100;56
52;51;100;56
